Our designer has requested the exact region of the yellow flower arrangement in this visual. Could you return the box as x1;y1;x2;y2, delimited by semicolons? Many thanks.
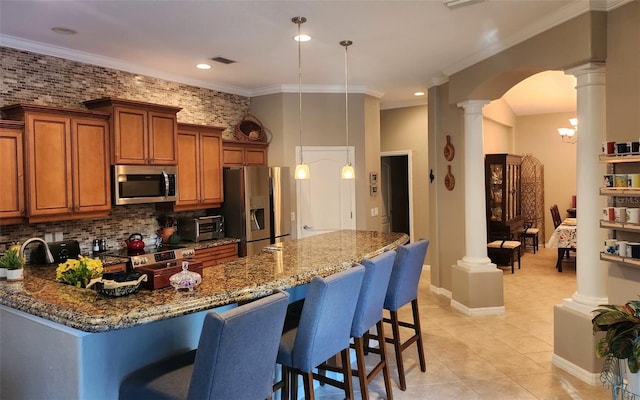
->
56;256;103;288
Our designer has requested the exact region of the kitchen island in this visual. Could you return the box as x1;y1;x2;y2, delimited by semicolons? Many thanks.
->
0;230;408;400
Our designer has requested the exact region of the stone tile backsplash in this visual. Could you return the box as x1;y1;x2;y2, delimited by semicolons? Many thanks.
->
0;46;248;255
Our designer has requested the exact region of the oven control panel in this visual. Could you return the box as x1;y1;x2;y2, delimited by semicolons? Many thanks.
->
130;247;195;268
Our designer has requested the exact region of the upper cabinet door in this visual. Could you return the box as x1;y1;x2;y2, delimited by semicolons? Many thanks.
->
26;114;74;217
113;106;147;164
176;130;200;207
0;122;25;222
148;111;177;165
72;118;111;213
84;98;181;166
200;131;223;204
175;124;224;211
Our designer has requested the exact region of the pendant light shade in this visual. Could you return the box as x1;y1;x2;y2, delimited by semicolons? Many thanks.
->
295;164;311;180
293;16;310;180
340;40;355;180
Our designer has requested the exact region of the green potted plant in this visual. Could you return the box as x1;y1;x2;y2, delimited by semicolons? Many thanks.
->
592;298;640;395
0;247;25;281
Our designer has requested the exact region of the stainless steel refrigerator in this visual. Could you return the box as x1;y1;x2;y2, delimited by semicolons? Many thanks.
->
221;166;290;257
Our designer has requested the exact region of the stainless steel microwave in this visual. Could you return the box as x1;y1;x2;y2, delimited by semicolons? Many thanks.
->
113;165;178;205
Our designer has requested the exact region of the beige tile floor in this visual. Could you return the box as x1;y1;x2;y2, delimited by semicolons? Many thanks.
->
313;246;612;400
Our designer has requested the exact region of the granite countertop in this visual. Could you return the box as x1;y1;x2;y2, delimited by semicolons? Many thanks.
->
0;230;408;333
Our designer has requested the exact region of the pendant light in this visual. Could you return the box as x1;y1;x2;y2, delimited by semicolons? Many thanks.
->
340;40;355;180
293;16;310;180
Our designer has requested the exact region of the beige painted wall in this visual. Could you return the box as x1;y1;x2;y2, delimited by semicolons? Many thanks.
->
428;83;465;293
250;92;382;237
483;118;513;154
515;113;577;242
604;1;640;303
380;105;430;252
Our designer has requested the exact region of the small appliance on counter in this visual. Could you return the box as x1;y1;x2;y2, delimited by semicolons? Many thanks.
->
36;240;81;264
178;216;225;242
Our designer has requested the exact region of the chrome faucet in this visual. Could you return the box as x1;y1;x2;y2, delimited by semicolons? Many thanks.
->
20;238;54;264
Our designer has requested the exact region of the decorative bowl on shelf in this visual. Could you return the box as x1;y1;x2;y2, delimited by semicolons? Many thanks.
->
169;261;201;291
86;271;147;297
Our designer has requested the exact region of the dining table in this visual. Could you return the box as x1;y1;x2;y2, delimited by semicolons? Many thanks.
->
549;217;577;272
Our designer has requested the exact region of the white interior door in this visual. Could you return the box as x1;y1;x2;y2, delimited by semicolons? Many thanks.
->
296;146;356;238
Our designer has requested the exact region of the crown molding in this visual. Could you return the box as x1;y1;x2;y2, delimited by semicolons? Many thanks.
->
442;1;593;77
250;84;383;98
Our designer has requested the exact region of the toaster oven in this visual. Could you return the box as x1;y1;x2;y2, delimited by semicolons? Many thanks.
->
178;216;225;242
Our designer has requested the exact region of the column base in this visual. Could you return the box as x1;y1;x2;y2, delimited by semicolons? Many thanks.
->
451;261;504;316
553;304;605;384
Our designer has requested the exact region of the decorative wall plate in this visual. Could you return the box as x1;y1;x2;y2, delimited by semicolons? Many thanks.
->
444;135;455;161
445;165;455;191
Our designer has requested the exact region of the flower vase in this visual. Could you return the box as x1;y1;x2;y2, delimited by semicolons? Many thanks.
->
161;227;175;244
626;369;640;396
0;267;7;280
6;269;23;281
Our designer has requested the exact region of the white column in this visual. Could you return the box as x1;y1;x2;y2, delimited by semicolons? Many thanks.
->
564;62;608;314
457;100;493;270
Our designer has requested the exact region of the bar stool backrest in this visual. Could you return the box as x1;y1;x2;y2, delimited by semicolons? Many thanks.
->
384;240;429;311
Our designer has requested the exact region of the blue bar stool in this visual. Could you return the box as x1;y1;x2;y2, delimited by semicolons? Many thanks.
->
273;266;365;400
119;290;289;400
368;240;429;391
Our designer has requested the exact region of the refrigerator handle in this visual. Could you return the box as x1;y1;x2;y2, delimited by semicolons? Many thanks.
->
251;209;262;230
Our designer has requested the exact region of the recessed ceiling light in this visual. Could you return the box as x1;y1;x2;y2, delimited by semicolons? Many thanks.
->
414;91;425;96
196;64;212;70
294;34;311;42
51;27;77;35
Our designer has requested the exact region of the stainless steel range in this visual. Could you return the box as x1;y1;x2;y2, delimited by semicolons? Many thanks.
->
106;245;200;290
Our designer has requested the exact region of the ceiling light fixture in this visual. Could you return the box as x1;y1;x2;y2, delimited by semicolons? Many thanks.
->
443;0;484;9
414;91;425;96
293;16;310;180
558;117;578;143
341;40;355;180
196;63;212;70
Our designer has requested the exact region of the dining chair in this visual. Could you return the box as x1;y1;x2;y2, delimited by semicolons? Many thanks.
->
119;290;289;400
316;251;396;400
519;222;540;254
550;203;572;264
550;204;563;228
487;226;522;273
367;240;429;391
273;265;365;400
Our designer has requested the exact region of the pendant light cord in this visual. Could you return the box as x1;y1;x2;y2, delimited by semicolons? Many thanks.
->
341;40;352;165
297;19;304;165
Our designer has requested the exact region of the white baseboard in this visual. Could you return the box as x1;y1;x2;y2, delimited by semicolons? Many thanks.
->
552;354;601;385
429;284;452;299
450;299;505;316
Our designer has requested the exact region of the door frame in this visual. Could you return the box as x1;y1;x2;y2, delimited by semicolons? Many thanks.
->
381;150;414;242
296;145;356;239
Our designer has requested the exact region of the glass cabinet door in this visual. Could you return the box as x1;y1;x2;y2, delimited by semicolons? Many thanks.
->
489;163;504;222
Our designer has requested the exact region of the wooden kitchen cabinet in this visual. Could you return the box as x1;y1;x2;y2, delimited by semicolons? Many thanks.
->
194;243;238;268
84;97;182;165
1;104;111;223
175;123;224;210
0;120;25;224
222;140;268;167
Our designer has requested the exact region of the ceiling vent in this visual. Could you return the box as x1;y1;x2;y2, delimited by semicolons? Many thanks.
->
211;56;236;64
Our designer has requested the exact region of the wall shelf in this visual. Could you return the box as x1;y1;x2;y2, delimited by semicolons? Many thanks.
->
599;154;640;164
600;220;640;233
600;188;640;197
600;252;640;269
